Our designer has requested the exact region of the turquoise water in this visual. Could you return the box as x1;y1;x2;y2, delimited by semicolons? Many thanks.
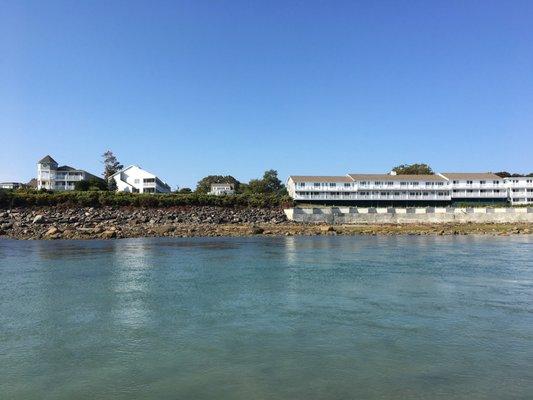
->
1;236;532;400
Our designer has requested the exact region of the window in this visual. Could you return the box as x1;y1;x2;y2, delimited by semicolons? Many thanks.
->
480;181;486;185
467;180;473;184
134;179;140;184
298;182;305;187
374;181;382;185
411;182;419;186
423;192;429;196
360;181;367;185
426;182;433;186
453;180;459;184
436;182;443;186
400;182;407;186
387;181;394;186
493;180;499;185
314;183;320;187
329;183;336;187
344;183;351;187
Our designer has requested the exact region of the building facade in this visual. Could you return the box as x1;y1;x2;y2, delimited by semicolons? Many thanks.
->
287;172;532;205
505;177;533;205
440;173;507;203
37;155;103;191
109;165;171;194
209;183;235;196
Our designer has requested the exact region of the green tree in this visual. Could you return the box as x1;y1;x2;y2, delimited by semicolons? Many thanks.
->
495;171;511;178
177;187;192;194
392;163;434;175
102;150;123;180
108;179;118;191
196;175;240;193
244;170;286;195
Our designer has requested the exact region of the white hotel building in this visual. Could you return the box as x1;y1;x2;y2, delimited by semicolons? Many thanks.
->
505;177;533;205
287;172;532;205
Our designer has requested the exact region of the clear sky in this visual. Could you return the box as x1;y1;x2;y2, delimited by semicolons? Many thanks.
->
1;0;532;188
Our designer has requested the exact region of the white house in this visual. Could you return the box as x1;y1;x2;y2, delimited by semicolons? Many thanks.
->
209;183;235;196
504;177;533;205
0;182;24;190
109;165;171;194
37;155;103;191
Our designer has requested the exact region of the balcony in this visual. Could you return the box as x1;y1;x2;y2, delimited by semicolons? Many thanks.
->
294;193;450;201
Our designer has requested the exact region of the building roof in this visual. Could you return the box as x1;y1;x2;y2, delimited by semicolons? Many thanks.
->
440;172;502;180
211;183;234;187
289;175;353;183
348;173;446;182
38;155;57;164
57;165;78;171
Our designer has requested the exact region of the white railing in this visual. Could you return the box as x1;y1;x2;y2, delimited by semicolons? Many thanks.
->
451;192;507;198
294;194;450;201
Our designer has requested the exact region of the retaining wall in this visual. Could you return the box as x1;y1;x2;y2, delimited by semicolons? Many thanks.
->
284;207;533;224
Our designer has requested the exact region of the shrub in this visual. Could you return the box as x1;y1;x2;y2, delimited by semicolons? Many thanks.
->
0;190;294;209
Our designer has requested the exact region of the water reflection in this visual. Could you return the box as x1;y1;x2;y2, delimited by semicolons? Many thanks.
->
0;236;532;400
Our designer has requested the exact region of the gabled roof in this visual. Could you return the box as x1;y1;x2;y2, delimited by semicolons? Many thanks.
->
440;172;502;180
38;155;57;164
108;165;156;179
348;173;446;182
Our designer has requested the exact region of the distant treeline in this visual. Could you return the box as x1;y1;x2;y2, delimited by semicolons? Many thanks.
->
0;190;293;209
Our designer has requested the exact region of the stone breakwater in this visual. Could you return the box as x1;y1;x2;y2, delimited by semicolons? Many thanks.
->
0;206;287;240
0;206;531;240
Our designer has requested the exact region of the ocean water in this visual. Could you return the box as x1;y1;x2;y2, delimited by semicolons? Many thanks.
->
0;236;532;400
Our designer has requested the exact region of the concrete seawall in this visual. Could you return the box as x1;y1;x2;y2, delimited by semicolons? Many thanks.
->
285;207;533;224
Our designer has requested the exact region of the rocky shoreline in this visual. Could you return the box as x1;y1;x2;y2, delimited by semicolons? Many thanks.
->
0;206;531;240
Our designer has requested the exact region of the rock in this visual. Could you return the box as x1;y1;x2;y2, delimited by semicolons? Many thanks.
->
101;230;117;239
320;225;335;233
33;215;45;224
45;226;60;236
251;226;264;234
154;225;174;235
1;222;13;230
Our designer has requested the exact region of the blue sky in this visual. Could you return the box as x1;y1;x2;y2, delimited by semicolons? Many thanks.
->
1;0;532;188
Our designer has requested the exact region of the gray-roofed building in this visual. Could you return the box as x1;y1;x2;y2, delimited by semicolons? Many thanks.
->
439;172;507;203
37;155;104;191
287;170;521;205
287;173;451;205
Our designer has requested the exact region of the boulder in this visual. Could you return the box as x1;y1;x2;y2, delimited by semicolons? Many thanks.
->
45;226;60;236
251;226;264;234
33;215;45;224
101;230;117;239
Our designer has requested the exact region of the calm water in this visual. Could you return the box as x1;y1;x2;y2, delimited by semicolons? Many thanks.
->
1;236;532;400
